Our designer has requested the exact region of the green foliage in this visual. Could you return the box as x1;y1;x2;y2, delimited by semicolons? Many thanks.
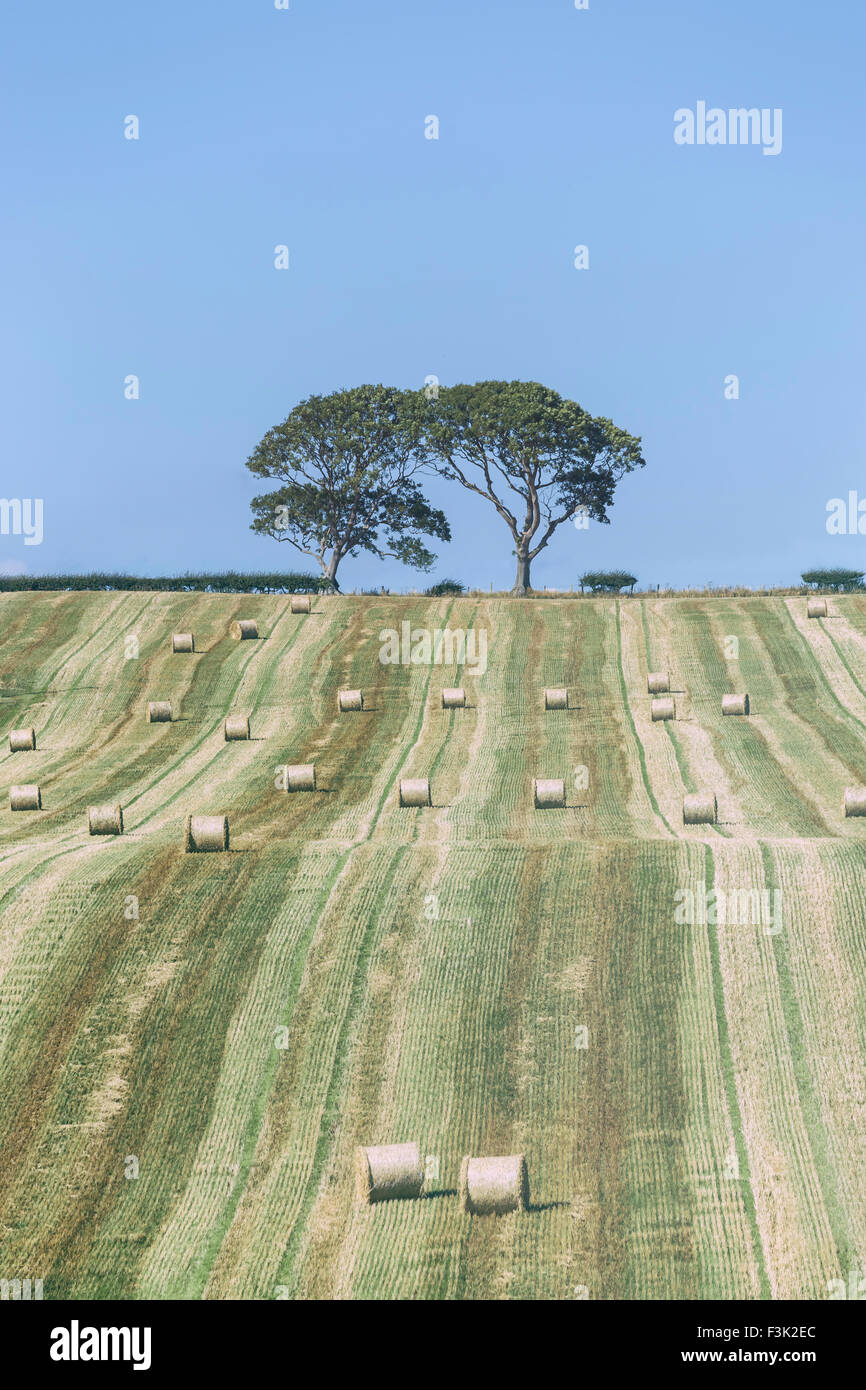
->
420;380;645;593
801;568;865;592
579;569;638;593
246;384;450;586
424;578;465;595
0;571;325;594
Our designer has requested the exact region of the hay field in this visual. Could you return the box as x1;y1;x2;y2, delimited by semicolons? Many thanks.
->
0;591;865;1299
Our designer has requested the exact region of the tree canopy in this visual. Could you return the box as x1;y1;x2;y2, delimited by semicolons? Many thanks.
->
579;570;638;593
246;385;450;590
421;380;645;593
801;567;865;592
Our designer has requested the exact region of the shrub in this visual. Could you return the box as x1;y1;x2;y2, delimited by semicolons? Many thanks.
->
578;570;638;593
425;578;465;596
0;571;326;594
801;568;865;592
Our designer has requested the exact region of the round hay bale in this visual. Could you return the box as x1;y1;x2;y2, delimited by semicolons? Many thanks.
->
224;715;250;741
286;763;316;792
544;688;568;710
651;697;676;722
441;688;466;709
290;595;311;614
10;784;41;811
9;728;36;752
230;619;258;640
146;701;172;723
399;778;431;807
533;777;566;809
88;804;124;835
807;598;827;619
722;693;750;716
683;792;717;825
647;671;669;694
843;787;866;817
459;1155;528;1215
171;633;194;653
184;814;229;852
354;1142;424;1204
338;690;364;712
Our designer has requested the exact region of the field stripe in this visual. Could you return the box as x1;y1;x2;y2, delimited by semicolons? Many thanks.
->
614;601;674;836
702;842;771;1298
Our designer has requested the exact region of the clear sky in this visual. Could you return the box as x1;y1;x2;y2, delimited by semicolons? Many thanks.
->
3;0;865;590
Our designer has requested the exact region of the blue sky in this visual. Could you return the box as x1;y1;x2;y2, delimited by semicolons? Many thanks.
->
2;0;864;589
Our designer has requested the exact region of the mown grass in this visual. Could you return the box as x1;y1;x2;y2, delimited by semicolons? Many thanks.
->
0;594;865;1299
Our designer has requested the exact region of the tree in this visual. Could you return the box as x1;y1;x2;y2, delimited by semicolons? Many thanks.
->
246;385;450;591
801;567;865;592
422;381;645;594
579;570;638;593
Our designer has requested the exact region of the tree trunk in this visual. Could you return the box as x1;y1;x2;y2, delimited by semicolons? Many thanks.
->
322;551;341;594
512;551;531;595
